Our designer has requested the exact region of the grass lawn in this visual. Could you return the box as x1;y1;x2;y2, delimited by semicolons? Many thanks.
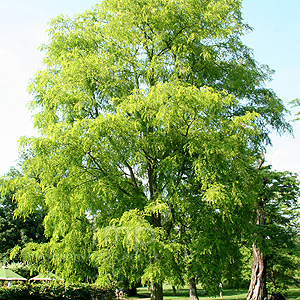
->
130;286;299;300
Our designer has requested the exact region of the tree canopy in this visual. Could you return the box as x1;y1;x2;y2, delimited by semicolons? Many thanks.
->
2;0;294;299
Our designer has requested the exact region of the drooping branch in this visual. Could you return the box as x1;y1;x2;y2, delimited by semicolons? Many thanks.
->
87;151;131;196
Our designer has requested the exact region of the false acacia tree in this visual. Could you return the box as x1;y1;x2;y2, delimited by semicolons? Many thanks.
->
7;1;291;299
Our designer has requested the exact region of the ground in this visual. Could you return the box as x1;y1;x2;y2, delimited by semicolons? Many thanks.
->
127;286;300;300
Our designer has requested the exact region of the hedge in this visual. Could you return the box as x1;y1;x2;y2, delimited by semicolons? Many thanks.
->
0;283;115;300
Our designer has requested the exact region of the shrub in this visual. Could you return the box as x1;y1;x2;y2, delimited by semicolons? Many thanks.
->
0;282;114;300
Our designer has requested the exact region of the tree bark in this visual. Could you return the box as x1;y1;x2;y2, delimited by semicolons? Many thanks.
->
246;242;267;300
151;281;163;300
189;277;199;300
184;247;199;300
247;156;268;300
172;286;176;296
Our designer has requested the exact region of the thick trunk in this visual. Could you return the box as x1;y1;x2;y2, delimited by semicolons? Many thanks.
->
189;277;199;300
184;247;199;300
151;281;163;300
247;243;267;300
248;160;268;300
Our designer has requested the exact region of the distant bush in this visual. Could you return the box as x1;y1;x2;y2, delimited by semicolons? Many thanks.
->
0;282;114;300
5;262;36;279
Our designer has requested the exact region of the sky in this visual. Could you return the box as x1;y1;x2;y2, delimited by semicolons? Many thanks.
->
0;0;299;176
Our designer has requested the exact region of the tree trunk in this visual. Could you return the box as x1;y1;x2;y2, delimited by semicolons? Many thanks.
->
185;247;199;300
248;158;268;300
246;242;267;300
172;285;176;296
189;277;199;300
151;281;163;300
127;286;137;297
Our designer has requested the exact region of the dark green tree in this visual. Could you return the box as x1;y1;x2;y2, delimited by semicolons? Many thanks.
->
0;169;46;264
247;167;300;300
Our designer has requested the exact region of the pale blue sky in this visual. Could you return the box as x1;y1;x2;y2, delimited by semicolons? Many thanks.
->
242;0;300;173
0;0;299;176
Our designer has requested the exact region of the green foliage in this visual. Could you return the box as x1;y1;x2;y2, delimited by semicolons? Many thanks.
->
0;171;46;264
250;169;300;292
264;173;300;291
93;205;184;287
289;98;300;120
5;0;293;293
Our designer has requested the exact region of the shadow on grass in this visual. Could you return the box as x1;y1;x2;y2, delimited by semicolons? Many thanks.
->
134;288;248;300
163;288;189;297
132;287;299;300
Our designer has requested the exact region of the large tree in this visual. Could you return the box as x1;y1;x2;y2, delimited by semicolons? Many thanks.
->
6;0;291;299
246;168;300;300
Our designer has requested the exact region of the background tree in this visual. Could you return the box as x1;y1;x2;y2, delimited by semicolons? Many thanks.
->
246;168;300;300
6;1;292;299
0;169;46;264
290;98;300;120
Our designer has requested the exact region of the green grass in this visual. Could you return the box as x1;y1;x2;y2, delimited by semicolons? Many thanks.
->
130;286;299;300
285;289;300;300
